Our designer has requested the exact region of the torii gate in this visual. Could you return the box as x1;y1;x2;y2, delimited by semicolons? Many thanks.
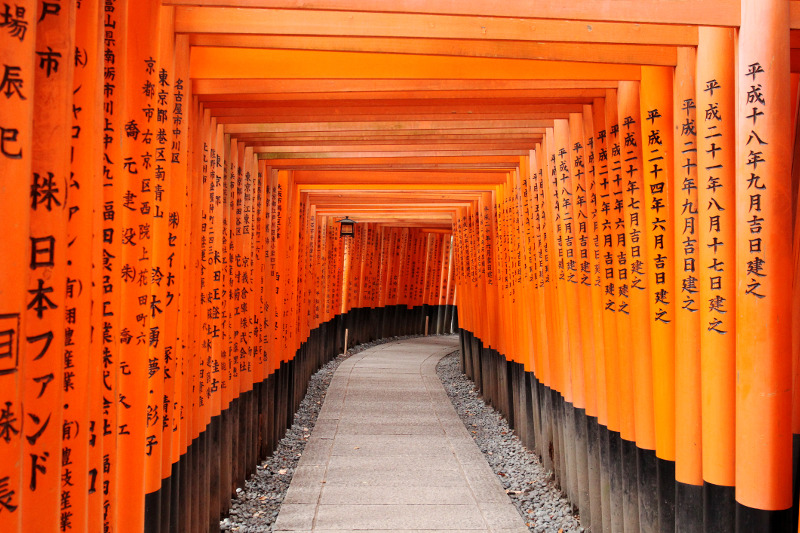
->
0;1;798;532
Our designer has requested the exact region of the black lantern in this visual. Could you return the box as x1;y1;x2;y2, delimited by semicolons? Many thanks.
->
339;216;356;237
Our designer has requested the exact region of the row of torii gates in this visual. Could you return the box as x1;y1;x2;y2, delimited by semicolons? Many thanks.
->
1;0;800;532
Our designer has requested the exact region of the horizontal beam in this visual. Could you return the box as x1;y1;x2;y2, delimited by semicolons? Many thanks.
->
258;150;529;159
164;0;741;27
197;88;606;102
192;78;619;95
208;102;586;115
252;142;538;152
244;137;543;147
298;182;503;190
190;48;642;80
232;132;547;142
294;170;508;184
188;34;678;66
232;128;549;141
216;113;566;124
307;194;483;202
226;119;556;134
175;7;698;45
273;155;522;168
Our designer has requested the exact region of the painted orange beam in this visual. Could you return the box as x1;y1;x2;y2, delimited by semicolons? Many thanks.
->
196;88;613;101
257;150;530;159
307;192;486;201
187;34;678;66
176;7;698;46
252;143;537;153
164;0;741;27
230;130;549;142
192;78;620;95
190;48;642;80
214;113;566;124
208;102;585;116
201;97;595;107
270;155;522;168
292;170;510;184
226;120;555;134
228;132;544;145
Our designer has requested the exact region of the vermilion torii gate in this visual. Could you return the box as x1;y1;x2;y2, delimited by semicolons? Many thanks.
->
1;1;800;532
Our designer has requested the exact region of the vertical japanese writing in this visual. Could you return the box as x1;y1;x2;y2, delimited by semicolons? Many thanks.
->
643;106;671;325
677;95;698;315
741;62;767;300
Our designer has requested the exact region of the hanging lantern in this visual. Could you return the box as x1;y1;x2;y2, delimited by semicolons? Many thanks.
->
339;216;356;237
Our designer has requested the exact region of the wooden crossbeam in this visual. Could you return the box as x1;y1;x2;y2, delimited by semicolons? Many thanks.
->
174;6;698;45
198;93;601;104
294;170;509;184
192;78;619;95
216;113;567;124
190;48;642;80
258;149;528;159
225;120;555;134
231;133;546;144
207;102;586;116
164;0;742;27
187;35;678;66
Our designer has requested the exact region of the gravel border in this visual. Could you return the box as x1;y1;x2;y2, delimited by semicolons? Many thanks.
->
436;351;583;533
221;335;423;532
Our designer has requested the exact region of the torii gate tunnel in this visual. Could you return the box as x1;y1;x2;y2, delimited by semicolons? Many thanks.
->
2;1;800;532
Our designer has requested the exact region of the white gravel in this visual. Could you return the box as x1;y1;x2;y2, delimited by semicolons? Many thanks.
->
436;351;583;533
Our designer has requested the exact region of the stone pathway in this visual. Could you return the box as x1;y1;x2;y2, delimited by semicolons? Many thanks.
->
273;335;530;533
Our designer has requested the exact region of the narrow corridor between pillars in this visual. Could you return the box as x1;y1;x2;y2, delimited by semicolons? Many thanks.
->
273;335;529;533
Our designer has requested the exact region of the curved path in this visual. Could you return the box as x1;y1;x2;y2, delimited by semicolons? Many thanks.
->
274;335;529;533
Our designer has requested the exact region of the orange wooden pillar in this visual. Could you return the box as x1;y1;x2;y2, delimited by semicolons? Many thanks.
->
696;26;737;532
165;32;191;533
102;3;130;531
117;2;164;530
672;45;704;533
640;65;677;532
23;2;76;532
581;104;606;533
618;80;650;533
68;1;104;532
795;85;800;533
141;6;176;528
0;2;35;532
543;127;570;491
591;96;616;533
531;144;556;475
516;158;536;375
568;112;594;522
168;35;192;532
735;0;794;530
529;147;554;467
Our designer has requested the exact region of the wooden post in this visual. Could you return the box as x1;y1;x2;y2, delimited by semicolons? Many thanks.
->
0;2;36;532
696;25;737;532
640;65;677;532
24;2;76;531
736;0;794;530
673;44;704;533
617;80;647;533
68;1;104;531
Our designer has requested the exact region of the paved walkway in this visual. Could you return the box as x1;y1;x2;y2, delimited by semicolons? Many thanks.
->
274;335;530;533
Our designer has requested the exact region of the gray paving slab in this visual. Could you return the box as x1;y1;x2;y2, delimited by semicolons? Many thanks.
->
273;335;530;532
